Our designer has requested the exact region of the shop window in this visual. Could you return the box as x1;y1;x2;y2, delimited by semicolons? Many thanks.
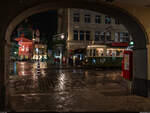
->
107;49;112;56
93;49;96;57
116;50;123;57
112;50;116;57
90;49;92;56
73;30;78;40
95;15;101;24
97;48;104;56
85;14;91;23
73;12;80;22
80;31;84;40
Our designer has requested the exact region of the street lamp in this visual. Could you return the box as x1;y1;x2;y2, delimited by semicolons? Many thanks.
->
53;33;67;65
61;34;65;39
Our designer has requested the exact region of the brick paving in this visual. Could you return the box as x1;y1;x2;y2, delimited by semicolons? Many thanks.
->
8;68;150;112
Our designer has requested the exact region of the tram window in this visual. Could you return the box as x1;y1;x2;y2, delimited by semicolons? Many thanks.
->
120;50;123;57
116;50;120;56
93;49;96;57
90;49;92;56
107;50;112;56
112;51;115;56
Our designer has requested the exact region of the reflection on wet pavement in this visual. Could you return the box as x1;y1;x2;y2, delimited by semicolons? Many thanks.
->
9;61;150;112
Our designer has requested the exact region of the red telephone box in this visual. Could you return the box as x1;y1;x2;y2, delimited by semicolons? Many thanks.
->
122;50;133;80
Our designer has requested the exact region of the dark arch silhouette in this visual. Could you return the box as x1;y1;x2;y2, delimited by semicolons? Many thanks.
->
1;0;149;111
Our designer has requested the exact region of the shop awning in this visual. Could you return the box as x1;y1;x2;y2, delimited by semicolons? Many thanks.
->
14;34;32;42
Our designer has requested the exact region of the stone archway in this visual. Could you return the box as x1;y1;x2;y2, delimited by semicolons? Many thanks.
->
1;0;149;111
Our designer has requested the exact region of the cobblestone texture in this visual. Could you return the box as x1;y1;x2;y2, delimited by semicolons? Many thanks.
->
8;62;150;112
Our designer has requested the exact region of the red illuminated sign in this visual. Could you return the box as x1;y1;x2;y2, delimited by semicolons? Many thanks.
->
111;43;128;47
15;34;33;58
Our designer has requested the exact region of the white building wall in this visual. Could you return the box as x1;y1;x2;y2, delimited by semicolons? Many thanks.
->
58;8;130;55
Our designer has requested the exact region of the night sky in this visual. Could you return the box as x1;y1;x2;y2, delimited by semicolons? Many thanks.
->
28;10;58;36
29;10;58;49
12;10;58;49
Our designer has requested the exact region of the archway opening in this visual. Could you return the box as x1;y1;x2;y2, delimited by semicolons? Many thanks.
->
3;1;148;112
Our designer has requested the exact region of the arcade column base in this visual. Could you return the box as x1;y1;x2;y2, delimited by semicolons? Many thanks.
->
0;84;5;111
132;78;150;97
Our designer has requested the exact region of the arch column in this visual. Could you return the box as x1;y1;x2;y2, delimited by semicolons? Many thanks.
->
4;39;11;111
0;37;11;111
147;44;150;96
0;39;6;111
132;47;148;97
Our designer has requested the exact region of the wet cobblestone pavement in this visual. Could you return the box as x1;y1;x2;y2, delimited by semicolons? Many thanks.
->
8;62;150;112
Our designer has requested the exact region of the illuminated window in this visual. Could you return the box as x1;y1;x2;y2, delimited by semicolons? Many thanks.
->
97;48;104;56
107;49;113;56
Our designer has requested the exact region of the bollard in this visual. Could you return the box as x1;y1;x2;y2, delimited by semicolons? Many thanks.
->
0;84;6;111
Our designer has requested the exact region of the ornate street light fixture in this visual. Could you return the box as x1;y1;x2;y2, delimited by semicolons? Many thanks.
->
61;34;65;39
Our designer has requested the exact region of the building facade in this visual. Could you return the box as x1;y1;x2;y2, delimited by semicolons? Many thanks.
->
32;29;48;61
57;8;132;64
15;34;33;60
32;43;47;60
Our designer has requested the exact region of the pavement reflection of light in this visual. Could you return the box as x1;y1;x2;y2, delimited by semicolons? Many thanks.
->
18;71;26;76
19;62;26;65
57;70;66;91
72;70;77;73
41;69;46;77
20;65;25;68
85;71;88;76
33;62;47;69
33;73;38;81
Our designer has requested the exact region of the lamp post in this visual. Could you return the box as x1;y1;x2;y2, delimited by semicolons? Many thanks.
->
60;34;65;65
35;29;41;75
53;33;67;66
